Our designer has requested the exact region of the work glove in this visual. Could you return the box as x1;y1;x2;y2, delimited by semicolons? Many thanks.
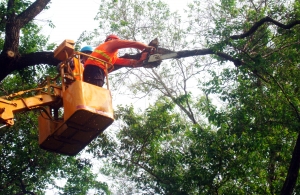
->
143;46;156;53
129;53;148;67
139;52;149;61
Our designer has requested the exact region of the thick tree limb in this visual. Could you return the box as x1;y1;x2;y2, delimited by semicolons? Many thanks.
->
176;49;244;67
0;52;59;81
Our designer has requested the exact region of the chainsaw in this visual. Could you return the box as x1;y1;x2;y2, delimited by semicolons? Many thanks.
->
142;50;179;68
147;52;178;63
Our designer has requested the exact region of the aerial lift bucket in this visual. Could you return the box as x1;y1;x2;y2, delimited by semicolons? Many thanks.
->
38;80;114;156
0;39;114;156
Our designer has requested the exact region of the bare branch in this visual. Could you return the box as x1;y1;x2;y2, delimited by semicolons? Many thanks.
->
230;16;300;39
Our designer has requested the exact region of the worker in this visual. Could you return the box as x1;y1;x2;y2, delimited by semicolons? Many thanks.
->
71;45;93;81
83;34;155;87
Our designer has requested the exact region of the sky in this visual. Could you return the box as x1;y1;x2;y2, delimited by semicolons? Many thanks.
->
36;0;190;45
36;0;100;44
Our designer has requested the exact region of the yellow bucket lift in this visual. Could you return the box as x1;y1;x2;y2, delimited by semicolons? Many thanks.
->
0;40;114;156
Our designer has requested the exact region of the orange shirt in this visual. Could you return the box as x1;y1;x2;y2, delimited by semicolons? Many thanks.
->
84;39;148;71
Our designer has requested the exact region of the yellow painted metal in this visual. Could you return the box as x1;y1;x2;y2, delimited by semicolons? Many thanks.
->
0;94;59;126
54;39;75;61
38;111;63;146
38;80;114;156
63;80;114;120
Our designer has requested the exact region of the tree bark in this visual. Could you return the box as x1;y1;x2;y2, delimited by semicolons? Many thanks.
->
280;128;300;195
1;0;52;80
0;52;60;81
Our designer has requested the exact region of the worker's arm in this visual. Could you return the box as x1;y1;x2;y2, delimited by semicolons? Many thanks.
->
114;58;142;67
109;55;147;73
106;39;154;53
114;51;148;66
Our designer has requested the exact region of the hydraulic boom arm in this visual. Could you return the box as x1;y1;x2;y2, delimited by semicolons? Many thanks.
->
0;83;61;126
0;94;58;126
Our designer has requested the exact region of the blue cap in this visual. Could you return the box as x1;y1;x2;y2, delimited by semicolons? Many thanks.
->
80;45;93;52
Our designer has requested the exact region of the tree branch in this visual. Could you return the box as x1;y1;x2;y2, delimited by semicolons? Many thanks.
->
160;49;243;67
2;0;51;60
230;16;300;39
281;126;300;195
0;52;59;81
151;69;200;125
17;0;51;28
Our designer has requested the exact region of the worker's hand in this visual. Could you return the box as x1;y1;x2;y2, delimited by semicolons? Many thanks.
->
130;56;149;67
139;52;148;61
130;59;143;68
144;46;156;53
